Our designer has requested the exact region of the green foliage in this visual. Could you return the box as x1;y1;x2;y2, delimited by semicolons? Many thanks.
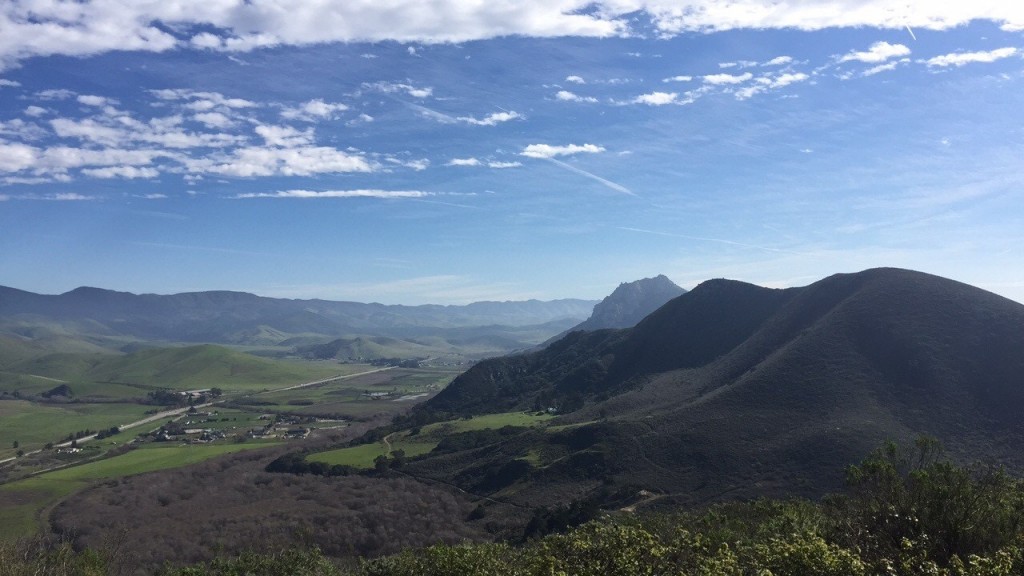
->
161;547;341;576
826;437;1024;570
0;539;107;576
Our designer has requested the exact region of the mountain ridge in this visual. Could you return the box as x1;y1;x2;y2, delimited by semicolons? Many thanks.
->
398;267;1024;508
0;284;597;349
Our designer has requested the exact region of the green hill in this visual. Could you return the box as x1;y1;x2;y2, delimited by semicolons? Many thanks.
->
383;268;1024;510
81;344;342;391
7;344;343;393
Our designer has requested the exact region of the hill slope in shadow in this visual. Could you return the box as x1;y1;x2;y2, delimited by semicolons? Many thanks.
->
405;268;1024;507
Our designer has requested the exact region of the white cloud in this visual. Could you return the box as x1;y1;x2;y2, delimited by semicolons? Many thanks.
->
488;161;521;168
24;106;48;117
0;79;20;87
191;146;374;177
4;2;1022;71
631;91;680;105
457;111;522;126
839;41;910;63
77;94;110;106
720;60;757;69
662;75;693;82
565;75;586;84
280;98;349;121
235;189;431;199
81;166;160;179
635;2;1024;36
555;90;598;103
862;58;908;76
254;124;314;147
0;143;37;172
764;56;793;66
401;158;430;171
0;118;47;141
36;89;75;100
703;72;753;85
151;89;256;109
193;111;232;128
521;143;605;159
364;82;433;99
735;72;809;99
50;193;94;201
925;47;1019;67
446;157;482;166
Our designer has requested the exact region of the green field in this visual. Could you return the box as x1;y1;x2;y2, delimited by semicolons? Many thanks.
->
310;411;554;469
0;442;279;540
0;357;465;541
0;401;152;457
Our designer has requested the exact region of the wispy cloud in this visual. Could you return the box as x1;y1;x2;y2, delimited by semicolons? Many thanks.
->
618;226;806;255
547;158;636;196
457;111;522;126
520;143;605;159
280;98;349;121
234;189;432;199
925;47;1018;67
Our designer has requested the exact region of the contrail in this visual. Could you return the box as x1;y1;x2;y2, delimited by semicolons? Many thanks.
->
617;226;807;255
547;158;637;197
905;25;917;41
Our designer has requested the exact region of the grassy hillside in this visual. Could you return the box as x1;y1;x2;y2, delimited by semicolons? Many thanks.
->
6;344;344;393
362;268;1024;511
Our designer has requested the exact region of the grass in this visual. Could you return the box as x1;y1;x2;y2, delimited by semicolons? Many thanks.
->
309;411;554;469
0;442;279;541
0;400;151;457
312;438;439;467
424;411;555;434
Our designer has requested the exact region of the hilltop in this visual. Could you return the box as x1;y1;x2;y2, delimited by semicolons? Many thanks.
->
395;268;1024;508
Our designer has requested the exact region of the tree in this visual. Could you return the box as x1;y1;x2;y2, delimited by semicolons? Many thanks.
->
374;454;389;472
390;449;407;469
12;440;18;449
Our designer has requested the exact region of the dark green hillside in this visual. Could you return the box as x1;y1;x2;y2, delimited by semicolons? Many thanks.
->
395;268;1024;510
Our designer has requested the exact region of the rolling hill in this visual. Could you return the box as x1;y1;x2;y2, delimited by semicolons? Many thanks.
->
395;268;1024;509
0;285;596;354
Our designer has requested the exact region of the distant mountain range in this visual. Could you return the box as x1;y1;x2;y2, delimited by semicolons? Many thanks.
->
399;268;1024;508
0;285;598;354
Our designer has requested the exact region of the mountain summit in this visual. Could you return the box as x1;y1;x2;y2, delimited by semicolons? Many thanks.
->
571;274;686;332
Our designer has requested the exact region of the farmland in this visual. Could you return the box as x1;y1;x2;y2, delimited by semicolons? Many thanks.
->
0;343;466;541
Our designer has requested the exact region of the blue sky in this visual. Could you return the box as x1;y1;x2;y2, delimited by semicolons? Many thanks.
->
1;2;1022;304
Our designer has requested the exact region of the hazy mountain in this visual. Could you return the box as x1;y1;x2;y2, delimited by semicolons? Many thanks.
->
401;268;1024;508
0;285;596;349
572;274;686;332
538;274;686;348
